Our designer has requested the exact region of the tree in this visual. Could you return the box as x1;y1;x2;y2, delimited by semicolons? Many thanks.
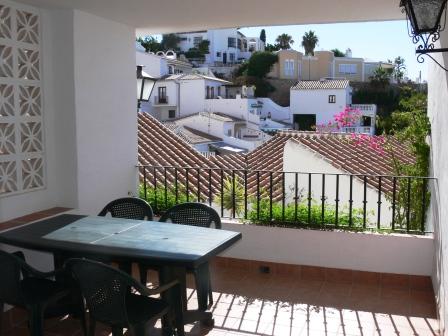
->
161;33;180;50
369;66;392;89
301;30;319;56
246;52;278;78
265;43;280;52
198;39;210;55
234;52;278;97
275;33;294;50
390;56;406;83
331;48;345;57
260;29;266;43
389;88;430;230
136;36;162;53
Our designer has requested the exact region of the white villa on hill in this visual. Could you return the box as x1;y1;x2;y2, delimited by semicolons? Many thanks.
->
290;79;376;135
177;28;265;66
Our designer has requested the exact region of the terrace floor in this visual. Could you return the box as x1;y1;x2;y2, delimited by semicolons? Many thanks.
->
2;260;439;336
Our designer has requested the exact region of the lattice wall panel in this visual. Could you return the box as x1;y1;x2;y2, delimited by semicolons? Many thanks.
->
0;0;44;196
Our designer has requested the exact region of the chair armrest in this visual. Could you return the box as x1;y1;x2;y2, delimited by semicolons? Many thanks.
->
132;278;180;297
12;251;66;279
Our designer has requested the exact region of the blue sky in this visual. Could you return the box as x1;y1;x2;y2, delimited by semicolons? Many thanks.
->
239;21;427;81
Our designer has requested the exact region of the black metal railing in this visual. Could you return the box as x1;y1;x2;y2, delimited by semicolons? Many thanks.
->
137;165;435;234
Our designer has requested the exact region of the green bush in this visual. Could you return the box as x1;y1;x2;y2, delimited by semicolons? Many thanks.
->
139;184;190;214
247;199;368;230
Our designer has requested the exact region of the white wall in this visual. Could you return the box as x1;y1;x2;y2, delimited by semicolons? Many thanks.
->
220;222;434;276
290;88;348;126
428;29;448;335
176;114;226;138
72;10;137;215
205;96;261;125
136;50;168;77
283;139;393;227
258;97;291;122
0;5;78;221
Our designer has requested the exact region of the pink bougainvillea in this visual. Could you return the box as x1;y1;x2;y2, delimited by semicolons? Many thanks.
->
317;106;386;155
350;133;386;156
317;106;362;132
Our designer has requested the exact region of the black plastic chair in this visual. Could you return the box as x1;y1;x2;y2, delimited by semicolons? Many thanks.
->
66;258;184;336
98;197;154;273
139;203;221;310
0;250;86;336
98;197;154;221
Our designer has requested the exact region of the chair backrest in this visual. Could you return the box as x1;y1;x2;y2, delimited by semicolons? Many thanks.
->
0;251;28;306
66;258;133;328
98;197;153;221
159;202;221;229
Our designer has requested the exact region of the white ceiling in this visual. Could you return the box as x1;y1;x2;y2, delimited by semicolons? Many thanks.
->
19;0;405;34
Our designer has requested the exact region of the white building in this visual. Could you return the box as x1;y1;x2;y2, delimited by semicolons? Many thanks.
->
143;74;230;120
136;46;193;78
177;28;265;65
290;79;376;135
174;112;269;152
283;137;392;225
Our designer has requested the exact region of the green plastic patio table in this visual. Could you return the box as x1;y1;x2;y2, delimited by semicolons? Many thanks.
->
0;214;242;328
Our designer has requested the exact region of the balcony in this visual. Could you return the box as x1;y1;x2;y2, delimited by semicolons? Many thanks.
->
154;96;171;105
0;236;438;335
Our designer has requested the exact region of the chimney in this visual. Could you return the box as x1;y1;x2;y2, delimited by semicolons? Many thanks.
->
345;48;352;58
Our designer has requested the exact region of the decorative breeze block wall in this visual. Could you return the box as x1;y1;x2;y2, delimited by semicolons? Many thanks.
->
0;1;44;196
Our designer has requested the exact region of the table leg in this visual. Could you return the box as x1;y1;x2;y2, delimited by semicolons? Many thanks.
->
159;266;213;329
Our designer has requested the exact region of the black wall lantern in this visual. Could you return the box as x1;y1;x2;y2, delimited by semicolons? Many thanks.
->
401;0;448;71
137;65;156;109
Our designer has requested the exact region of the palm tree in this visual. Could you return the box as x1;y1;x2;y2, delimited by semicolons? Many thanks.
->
301;31;319;56
275;33;294;50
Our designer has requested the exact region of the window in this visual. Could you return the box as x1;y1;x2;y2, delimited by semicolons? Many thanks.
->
228;37;236;48
338;64;357;74
210;87;215;99
217;86;221;97
193;36;203;48
158;87;167;103
168;110;176;119
168;65;174;74
227;129;232;136
284;59;295;77
328;95;336;103
229;53;235;62
216;52;221;57
237;39;243;50
180;37;188;41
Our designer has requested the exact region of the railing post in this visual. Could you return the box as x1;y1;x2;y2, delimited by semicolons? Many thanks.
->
143;167;147;200
321;174;325;227
377;176;382;230
335;175;339;228
421;178;428;233
308;173;312;225
244;170;248;220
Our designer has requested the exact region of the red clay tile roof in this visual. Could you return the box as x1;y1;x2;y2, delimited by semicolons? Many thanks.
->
138;114;415;200
292;79;350;90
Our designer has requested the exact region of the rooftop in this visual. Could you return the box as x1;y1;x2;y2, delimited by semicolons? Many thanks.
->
138;117;415;200
160;74;232;84
162;122;222;145
291;79;350;90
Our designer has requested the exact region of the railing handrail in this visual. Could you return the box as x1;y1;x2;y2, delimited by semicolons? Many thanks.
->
136;164;436;180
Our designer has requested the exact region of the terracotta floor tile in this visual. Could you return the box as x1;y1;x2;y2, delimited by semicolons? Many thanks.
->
2;265;440;336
